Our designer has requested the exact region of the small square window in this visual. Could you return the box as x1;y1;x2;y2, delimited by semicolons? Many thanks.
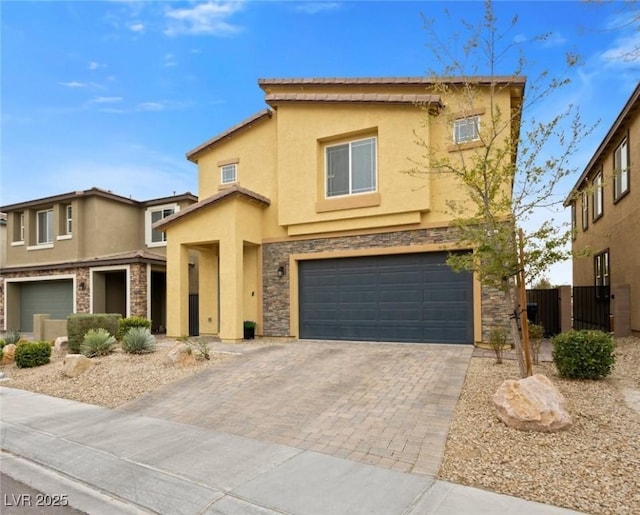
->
221;164;237;184
146;204;178;247
453;116;480;143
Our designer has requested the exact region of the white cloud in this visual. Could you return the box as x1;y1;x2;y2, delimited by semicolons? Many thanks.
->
164;52;177;67
138;101;166;111
87;61;104;70
90;96;123;104
129;22;145;33
59;81;87;88
164;1;244;36
601;32;640;63
295;2;341;15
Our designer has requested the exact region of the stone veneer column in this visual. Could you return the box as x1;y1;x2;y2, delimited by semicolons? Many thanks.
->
129;263;148;318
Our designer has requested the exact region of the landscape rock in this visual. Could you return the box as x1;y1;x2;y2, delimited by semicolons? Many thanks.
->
63;354;94;378
164;343;196;367
1;344;17;365
54;336;69;354
493;373;572;432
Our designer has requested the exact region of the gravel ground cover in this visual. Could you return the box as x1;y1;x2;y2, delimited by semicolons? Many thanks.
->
0;340;232;409
439;336;640;515
2;335;638;514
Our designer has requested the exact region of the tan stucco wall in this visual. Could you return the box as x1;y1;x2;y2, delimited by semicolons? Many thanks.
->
571;107;640;331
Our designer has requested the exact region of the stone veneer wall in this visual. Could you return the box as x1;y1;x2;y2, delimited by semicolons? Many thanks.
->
262;227;510;342
0;262;150;331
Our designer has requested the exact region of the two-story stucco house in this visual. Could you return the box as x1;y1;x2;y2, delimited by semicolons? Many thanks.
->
565;83;639;335
0;188;197;333
156;76;525;343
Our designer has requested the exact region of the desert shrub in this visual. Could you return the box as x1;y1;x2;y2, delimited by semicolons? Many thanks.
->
117;316;151;341
81;328;117;358
488;327;508;364
0;339;5;349
15;341;52;368
188;338;211;361
67;314;120;353
121;327;156;354
528;322;545;365
552;329;615;379
2;330;21;346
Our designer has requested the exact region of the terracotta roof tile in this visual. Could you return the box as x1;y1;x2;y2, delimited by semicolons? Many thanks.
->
154;185;270;231
264;93;442;107
186;109;273;162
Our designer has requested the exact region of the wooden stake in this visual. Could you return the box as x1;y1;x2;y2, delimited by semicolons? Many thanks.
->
518;228;533;377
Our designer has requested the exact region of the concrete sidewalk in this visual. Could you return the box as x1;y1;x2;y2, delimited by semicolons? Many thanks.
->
0;388;582;515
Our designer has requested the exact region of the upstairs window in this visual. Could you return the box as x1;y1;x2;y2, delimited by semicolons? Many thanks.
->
146;204;178;247
66;205;72;234
614;137;629;201
571;203;577;240
453;116;480;144
13;212;24;242
221;163;237;184
326;137;377;198
593;171;603;220
581;191;589;231
37;209;54;245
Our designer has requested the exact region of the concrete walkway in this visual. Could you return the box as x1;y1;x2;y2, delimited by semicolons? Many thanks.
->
1;390;582;514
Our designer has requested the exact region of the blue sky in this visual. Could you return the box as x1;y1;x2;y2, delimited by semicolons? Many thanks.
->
1;1;638;283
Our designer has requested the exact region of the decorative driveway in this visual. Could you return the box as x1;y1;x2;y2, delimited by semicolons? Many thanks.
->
120;340;473;476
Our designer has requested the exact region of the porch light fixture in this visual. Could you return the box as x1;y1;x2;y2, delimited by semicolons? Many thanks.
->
79;282;85;290
277;266;286;278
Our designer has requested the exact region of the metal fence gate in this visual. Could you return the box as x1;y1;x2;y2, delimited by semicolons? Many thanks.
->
572;286;611;332
525;288;561;337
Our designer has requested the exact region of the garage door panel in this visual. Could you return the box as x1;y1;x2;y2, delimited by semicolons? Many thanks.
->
299;252;473;344
20;280;73;332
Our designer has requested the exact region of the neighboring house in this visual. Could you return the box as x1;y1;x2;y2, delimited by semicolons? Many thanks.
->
0;188;197;333
565;83;639;335
0;213;6;270
156;76;525;343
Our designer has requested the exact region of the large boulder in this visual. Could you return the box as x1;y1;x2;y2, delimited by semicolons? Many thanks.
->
164;343;196;367
1;344;17;365
63;354;94;378
493;374;572;432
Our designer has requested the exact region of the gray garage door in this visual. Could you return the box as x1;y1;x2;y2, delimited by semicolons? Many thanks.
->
20;280;74;332
299;252;473;344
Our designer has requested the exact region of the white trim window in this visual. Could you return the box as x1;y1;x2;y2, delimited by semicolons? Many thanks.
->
13;212;25;243
614;137;629;200
453;116;480;144
326;137;377;198
37;209;54;245
146;203;178;247
593;171;603;220
66;205;73;234
221;163;237;184
595;250;610;292
581;191;589;231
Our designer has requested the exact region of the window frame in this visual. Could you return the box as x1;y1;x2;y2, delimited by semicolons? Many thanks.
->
12;212;25;243
613;137;629;202
571;202;577;240
66;205;73;235
146;203;178;247
594;249;610;298
220;163;237;185
453;115;480;144
36;208;54;245
593;171;603;221
581;191;589;231
325;136;377;199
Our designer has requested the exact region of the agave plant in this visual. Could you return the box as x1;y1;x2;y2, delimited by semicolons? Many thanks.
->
81;328;116;358
121;327;156;354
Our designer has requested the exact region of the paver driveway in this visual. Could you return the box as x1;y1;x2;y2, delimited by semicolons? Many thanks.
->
120;340;473;476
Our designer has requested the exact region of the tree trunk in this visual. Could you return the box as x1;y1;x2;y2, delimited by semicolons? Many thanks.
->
504;286;527;378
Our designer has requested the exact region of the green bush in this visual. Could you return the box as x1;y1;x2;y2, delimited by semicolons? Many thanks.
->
81;328;117;358
67;314;120;353
488;326;508;364
117;316;151;341
0;339;5;349
121;327;156;354
552;329;616;379
15;341;52;368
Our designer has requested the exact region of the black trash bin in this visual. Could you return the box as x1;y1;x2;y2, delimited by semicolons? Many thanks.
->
526;303;538;324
